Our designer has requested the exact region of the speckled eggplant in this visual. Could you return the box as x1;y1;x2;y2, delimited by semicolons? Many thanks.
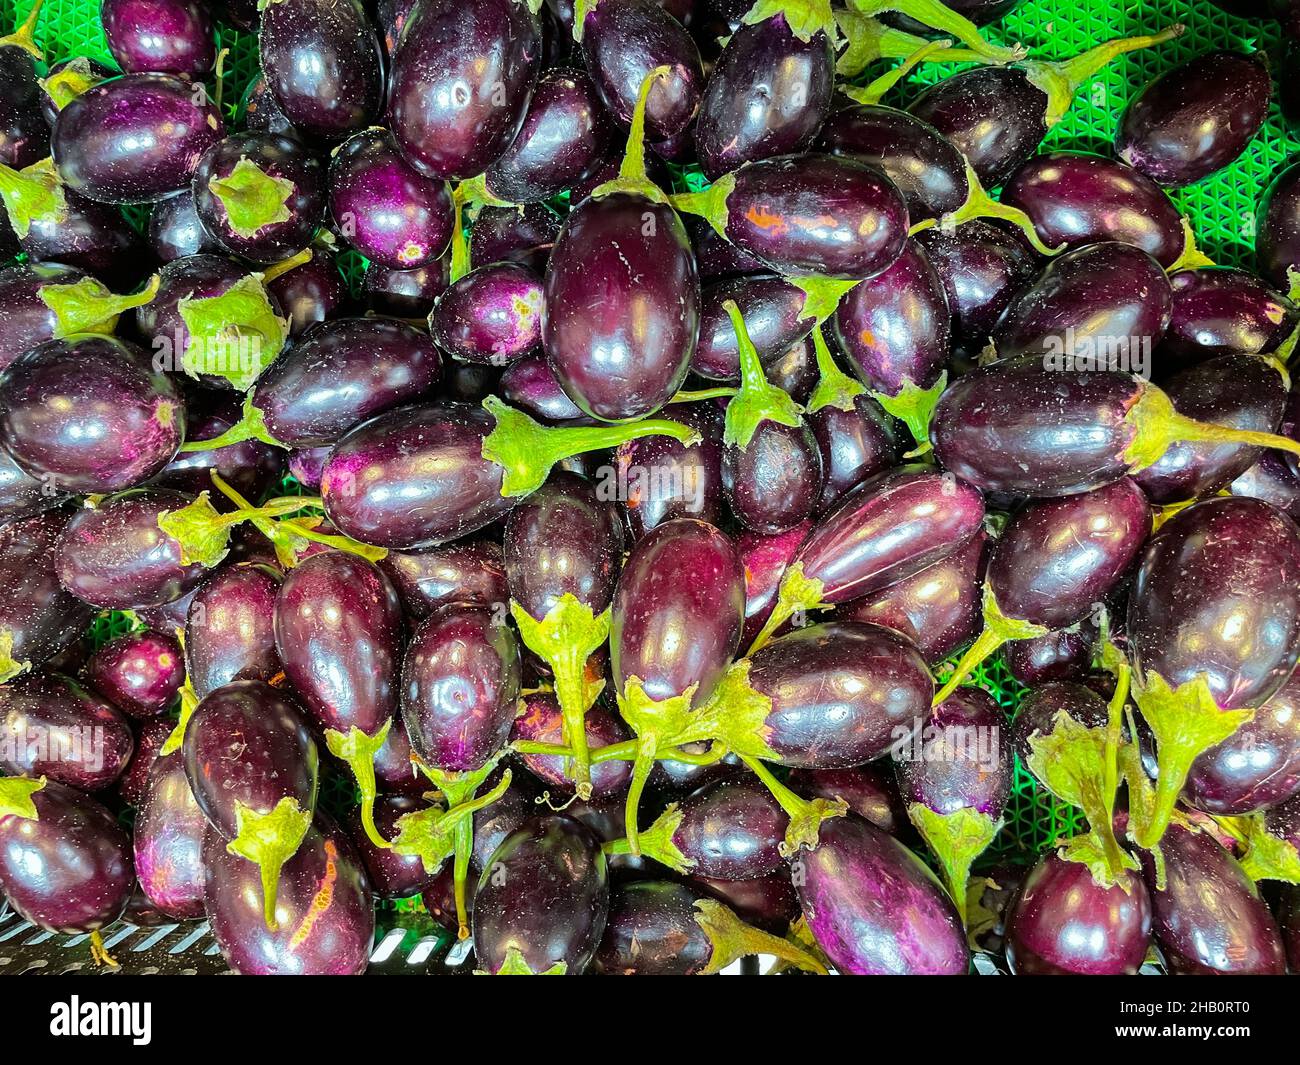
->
0;508;93;674
186;562;282;699
86;629;184;719
615;401;724;539
133;750;207;919
431;262;544;366
511;691;632;798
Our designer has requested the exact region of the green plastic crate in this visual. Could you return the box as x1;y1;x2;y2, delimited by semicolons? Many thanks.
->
5;0;1288;864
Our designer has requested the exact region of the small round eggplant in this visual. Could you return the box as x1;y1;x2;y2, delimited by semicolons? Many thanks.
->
0;21;48;170
591;880;712;974
1160;267;1296;370
616;400;725;538
1004;625;1095;687
148;190;219;261
724;417;823;534
500;354;584;422
264;251;349;337
85;629;184;718
362;260;449;319
809;395;903;514
471;203;560;273
671;775;788;880
102;0;217;76
378;538;507;620
431;262;544;366
186;562;283;699
134;750;207;919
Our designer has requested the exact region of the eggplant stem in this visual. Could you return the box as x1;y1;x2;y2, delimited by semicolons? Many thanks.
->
88;929;119;969
623;734;658;856
551;643;594;799
844;38;953;106
671;386;738;403
807;323;866;414
0;0;44;58
452;816;472;940
932;626;1003;706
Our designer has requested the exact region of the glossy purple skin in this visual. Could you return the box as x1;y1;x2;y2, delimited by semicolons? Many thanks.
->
152;390;282;505
253;317;441;449
793;464;986;605
790;764;905;836
0;335;183;494
15;188;144;285
687;213;766;281
387;0;540;179
831;239;950;395
182;680;319;840
484;67;612;203
671;776;788;880
989;478;1149;629
86;629;184;719
102;0;216;76
329;129;454;270
401;604;521;772
723;418;823;534
895;687;1009;817
0;263;85;372
512;691;632;798
275;552;402;737
259;0;383;142
738;520;809;648
545;193;699;422
266;253;349;337
203;816;373;975
133;585;197;641
470;770;541;867
1008;680;1111;767
0;781;134;934
610;518;744;706
796;814;966;974
837;530;986;667
592;880;711;975
186;563;282;699
1257;159;1300;287
721;154;910;280
1129;497;1300;711
0;206;19;262
695;15;833;180
0;48;47;169
1002;153;1187;269
1136;354;1288;505
612;401;721;539
52;73;224;204
0;508;93;672
1140;821;1286;974
362;260;449;318
287;446;329;490
1004;625;1095;687
1006;850;1151;974
372;713;423;796
1185;671;1300;815
692;274;809;382
1117;51;1270;188
320;402;509;549
0;445;67;527
809;397;902;515
471;203;560;274
473;814;608;975
908;67;1048;190
1230;452;1300;522
694;870;799;935
0;672;134;789
819;104;966;222
581;0;701;142
749;621;932;767
432;262;544;367
239;75;296;138
346;795;438;898
379;539;506;621
500;354;583;422
192;133;325;264
118;715;173;806
133;751;206;919
147;189;218;261
1161;268;1296;372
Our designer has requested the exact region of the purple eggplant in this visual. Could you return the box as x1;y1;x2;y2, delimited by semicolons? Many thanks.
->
471;203;560;274
1160;267;1296;371
1116;51;1270;188
186;562;282;699
118;716;173;807
0;444;66;526
723;416;824;533
287;445;329;490
0;671;134;789
738;520;809;649
151;388;285;504
378;538;507;620
1230;452;1300;523
472;814;608;974
102;0;216;76
204;815;374;974
259;0;383;142
790;764;906;837
363;259;448;319
133;750;207;919
500;353;584;422
1009;680;1114;767
328;129;454;270
148;189;218;261
692;871;800;936
1004;624;1095;687
809;395;902;514
511;691;632;798
387;0;540;179
346;795;438;898
0;4;48;171
51;73;224;204
85;628;184;719
265;251;348;337
687;211;767;281
431;262;544;366
666;775;788;880
1257;159;1300;288
591;880;712;974
692;274;809;383
616;400;725;538
239;74;296;138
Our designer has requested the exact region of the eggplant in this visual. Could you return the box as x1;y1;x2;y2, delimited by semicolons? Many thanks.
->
378;538;506;620
0;3;48;170
738;519;810;649
133;750;207;919
472;814;608;974
147;189;218;262
186;562;282;698
1009;680;1110;767
1257;158;1300;287
511;692;632;798
346;795;439;899
102;0;216;76
387;0;541;180
1160;267;1296;371
0;334;184;493
723;416;823;534
431;262;544;366
809;395;902;514
265;251;348;337
591;880;712;974
85;628;184;719
1116;50;1271;188
0;444;66;526
790;764;906;836
616;400;725;538
0;671;134;789
665;775;788;880
692;274;809;383
500;354;584;422
51;73;225;204
118;715;173;807
259;0;384;142
362;259;449;318
1230;452;1300;523
1004;625;1095;687
470;202;560;273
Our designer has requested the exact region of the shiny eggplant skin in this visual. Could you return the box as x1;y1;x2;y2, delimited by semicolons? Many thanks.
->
0;263;88;374
723;418;823;534
55;491;207;610
831;239;951;395
203;816;374;975
266;252;349;337
792;464;986;604
431;262;544;366
102;0;216;75
544;192;699;422
836;530;986;666
748;621;932;767
378;539;507;620
692;275;809;383
320;402;510;550
0;780;134;934
387;0;540;180
181;680;320;841
0;672;134;790
1128;497;1300;711
148;190;218;262
401;604;521;772
1258;159;1300;287
795;814;967;974
1009;680;1110;766
275;552;403;737
362;259;448;318
346;795;438;898
118;717;174;807
186;563;283;699
609;518;744;706
616;401;724;538
1004;625;1095;687
592;880;711;974
809;396;903;515
1230;452;1300;523
471;203;561;274
895;687;1009;817
738;520;809;648
0;45;47;169
511;692;632;798
151;388;285;504
1117;51;1271;188
253;318;442;448
692;871;800;935
695;15;833;181
85;629;184;719
1160;267;1296;370
0;335;184;494
717;154;910;280
1139;821;1286;974
12;190;144;285
51;73;225;204
671;775;787;880
0;445;66;527
790;764;906;836
134;751;207;919
1006;851;1151;974
473;814;609;975
259;0;384;142
500;354;583;422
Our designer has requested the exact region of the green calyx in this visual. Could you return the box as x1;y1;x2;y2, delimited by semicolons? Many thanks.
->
1167;217;1215;273
906;803;1002;922
835;7;997;78
740;0;840;44
0;775;45;820
604;803;693;874
480;395;700;499
739;751;847;856
931;584;1049;706
872;372;948;457
670;173;734;241
570;0;599;40
178;391;284;453
41;274;161;339
208;157;296;239
226;796;314;931
0;628;32;685
0;158;67;238
159;678;199;757
177;274;288;391
484;947;567;975
1023;25;1184;129
936;158;1065;256
807;323;867;414
390;769;513;874
793;276;862;325
1222;815;1300;885
0;0;45;59
592;66;672;204
744;561;829;656
843;38;953;106
40;57;103;111
325;721;393;851
694;898;828;975
842;0;1021;65
721;299;805;449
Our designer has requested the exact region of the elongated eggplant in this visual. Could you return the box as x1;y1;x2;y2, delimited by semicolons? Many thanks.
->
0;5;48;170
724;416;823;534
790;764;906;836
431;262;544;366
1257;158;1300;287
102;0;216;76
378;538;506;620
616;400;724;538
86;629;184;719
134;750;207;919
186;562;282;698
809;395;902;515
668;775;788;880
1160;267;1296;370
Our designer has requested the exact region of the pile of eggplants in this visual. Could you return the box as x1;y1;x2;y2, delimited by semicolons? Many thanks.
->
5;0;1300;979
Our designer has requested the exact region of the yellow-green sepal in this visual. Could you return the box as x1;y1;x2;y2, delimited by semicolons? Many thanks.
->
207;157;295;239
873;372;948;457
226;796;314;931
694;898;829;974
0;775;45;820
0;157;67;238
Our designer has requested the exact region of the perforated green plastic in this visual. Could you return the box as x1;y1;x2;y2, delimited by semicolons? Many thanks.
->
5;0;1286;863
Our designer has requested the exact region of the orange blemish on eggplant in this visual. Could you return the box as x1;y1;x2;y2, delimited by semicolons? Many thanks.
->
859;329;877;348
397;241;425;266
792;214;838;232
744;204;789;236
289;839;339;949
